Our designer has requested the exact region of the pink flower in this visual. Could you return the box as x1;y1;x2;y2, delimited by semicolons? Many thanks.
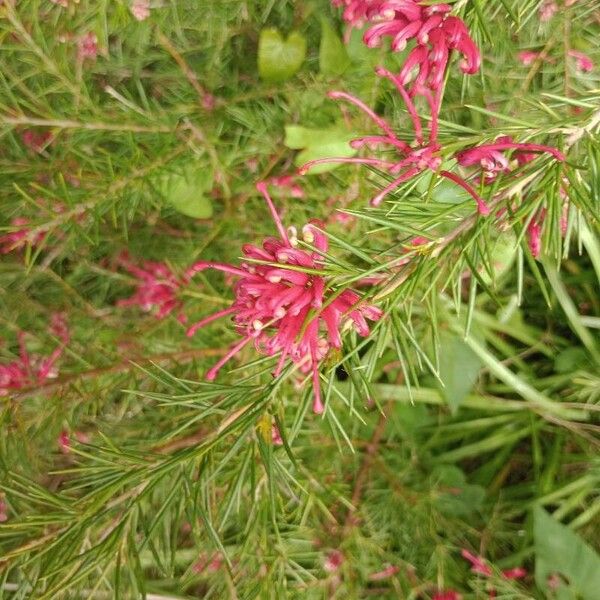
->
0;499;8;523
539;1;558;21
22;130;52;153
77;32;98;61
527;210;546;259
456;137;564;183
333;1;480;92
502;567;527;580
569;50;593;72
186;182;382;414
518;51;542;66
299;78;490;214
0;218;46;254
116;253;185;320
433;591;462;600
461;549;493;577
193;552;223;574
269;175;304;199
0;315;69;396
271;423;284;446
324;549;344;572
131;0;151;22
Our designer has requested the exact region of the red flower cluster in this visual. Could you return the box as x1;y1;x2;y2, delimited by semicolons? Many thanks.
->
0;218;46;254
334;1;479;92
186;182;382;413
116;252;186;321
0;315;69;396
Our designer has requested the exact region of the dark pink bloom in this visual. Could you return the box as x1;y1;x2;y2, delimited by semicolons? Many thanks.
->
0;499;8;523
58;430;71;454
268;174;304;199
271;423;284;446
193;552;223;574
502;567;527;580
433;591;462;600
299;80;490;214
0;218;46;254
22;130;52;153
518;51;542;66
569;50;593;72
456;137;565;183
324;549;344;572
461;549;493;577
333;1;480;93
202;93;217;111
186;182;382;414
117;253;186;320
527;210;546;259
368;565;400;581
0;315;69;396
78;32;98;61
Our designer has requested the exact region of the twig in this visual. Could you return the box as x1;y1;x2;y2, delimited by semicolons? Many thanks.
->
11;347;225;400
156;30;218;110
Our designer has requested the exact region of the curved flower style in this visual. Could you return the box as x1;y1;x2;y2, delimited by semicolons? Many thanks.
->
116;253;185;320
299;77;490;214
186;182;382;414
456;137;565;183
0;315;69;396
333;1;480;94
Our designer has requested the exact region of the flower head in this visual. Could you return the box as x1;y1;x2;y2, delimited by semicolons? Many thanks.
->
334;1;480;92
77;32;98;61
116;253;186;320
456;137;565;183
22;130;52;154
0;315;69;396
186;182;382;414
433;591;462;600
0;218;47;254
518;50;542;66
324;549;344;572
299;79;490;214
569;50;593;72
461;549;493;577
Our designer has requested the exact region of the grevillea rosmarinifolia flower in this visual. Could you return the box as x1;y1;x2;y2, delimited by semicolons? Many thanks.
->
186;182;382;414
333;1;480;94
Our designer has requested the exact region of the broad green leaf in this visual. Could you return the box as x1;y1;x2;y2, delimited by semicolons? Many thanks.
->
432;465;485;516
480;232;518;285
554;347;590;374
284;125;357;174
258;29;306;82
534;507;600;600
156;164;214;219
437;331;483;413
319;19;350;77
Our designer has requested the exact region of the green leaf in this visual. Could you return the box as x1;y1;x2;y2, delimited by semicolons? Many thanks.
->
258;29;306;83
319;19;350;77
156;164;214;219
432;465;485;517
554;347;590;374
284;125;357;174
480;232;518;286
437;331;483;413
534;507;600;600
